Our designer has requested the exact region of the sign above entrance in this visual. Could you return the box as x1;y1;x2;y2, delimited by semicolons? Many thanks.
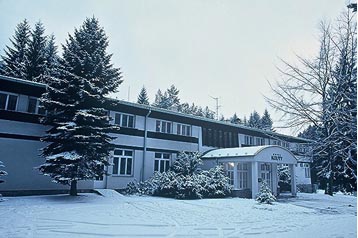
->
271;154;283;161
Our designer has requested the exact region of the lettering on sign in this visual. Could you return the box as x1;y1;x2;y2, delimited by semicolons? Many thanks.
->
271;153;282;161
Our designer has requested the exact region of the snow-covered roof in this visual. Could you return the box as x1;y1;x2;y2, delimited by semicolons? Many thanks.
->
109;99;312;144
202;146;271;158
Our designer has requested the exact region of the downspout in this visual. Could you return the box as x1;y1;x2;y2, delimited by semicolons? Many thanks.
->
141;107;152;182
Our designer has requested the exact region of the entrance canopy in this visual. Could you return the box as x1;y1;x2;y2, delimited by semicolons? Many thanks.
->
202;145;297;164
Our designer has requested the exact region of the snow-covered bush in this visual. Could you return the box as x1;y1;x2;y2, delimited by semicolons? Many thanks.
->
203;166;232;198
125;152;232;199
0;161;7;184
171;152;202;176
256;180;276;204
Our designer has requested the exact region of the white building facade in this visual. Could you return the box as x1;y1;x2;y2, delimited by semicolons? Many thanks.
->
0;75;313;197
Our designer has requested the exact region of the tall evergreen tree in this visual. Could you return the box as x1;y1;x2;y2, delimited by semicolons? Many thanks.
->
248;111;261;129
26;21;47;82
166;84;180;110
137;86;149;105
1;19;31;78
230;113;240;124
260;109;273;130
39;17;122;196
42;34;60;81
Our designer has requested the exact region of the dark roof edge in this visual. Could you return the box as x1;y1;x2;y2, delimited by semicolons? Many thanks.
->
0;74;47;88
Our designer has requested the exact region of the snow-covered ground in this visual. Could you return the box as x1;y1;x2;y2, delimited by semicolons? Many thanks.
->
0;191;356;238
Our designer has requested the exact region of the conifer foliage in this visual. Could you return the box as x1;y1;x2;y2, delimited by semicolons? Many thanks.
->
0;161;7;184
1;20;31;78
39;17;122;196
125;152;232;199
256;180;276;204
137;86;149;105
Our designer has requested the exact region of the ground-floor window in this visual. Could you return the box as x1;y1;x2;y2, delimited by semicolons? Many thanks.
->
237;163;248;189
226;162;235;185
260;163;272;187
154;152;171;173
304;164;310;178
113;149;133;176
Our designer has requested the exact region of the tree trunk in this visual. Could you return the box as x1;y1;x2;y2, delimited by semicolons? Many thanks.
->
70;180;77;196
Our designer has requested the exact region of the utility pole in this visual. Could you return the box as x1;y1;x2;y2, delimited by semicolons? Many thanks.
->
210;95;221;120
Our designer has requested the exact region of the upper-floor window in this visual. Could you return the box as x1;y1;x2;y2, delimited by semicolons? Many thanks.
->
112;149;133;176
156;120;172;134
244;135;254;145
0;92;18;111
114;113;135;128
27;97;46;115
177;123;191;136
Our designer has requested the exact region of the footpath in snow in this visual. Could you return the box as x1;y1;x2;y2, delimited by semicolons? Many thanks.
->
0;191;356;238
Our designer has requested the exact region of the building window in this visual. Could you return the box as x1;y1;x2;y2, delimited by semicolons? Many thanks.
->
156;120;172;134
256;138;261;146
27;97;46;115
154;152;171;172
114;113;135;128
237;163;248;189
0;92;18;111
112;149;133;176
260;138;265;145
305;164;311;178
226;162;235;185
177;123;191;136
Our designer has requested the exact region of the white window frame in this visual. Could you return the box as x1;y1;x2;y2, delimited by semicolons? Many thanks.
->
112;149;134;176
0;91;18;111
156;120;172;134
114;113;135;128
176;123;191;136
226;162;235;185
154;152;171;173
237;163;248;189
244;135;254;145
27;97;45;114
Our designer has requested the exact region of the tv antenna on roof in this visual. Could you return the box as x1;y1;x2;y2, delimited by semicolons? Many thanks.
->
209;95;221;120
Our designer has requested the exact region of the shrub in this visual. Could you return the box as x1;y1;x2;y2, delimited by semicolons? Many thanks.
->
124;152;232;199
256;180;276;204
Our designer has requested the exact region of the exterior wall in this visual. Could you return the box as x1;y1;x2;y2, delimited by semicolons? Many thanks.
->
0;128;93;193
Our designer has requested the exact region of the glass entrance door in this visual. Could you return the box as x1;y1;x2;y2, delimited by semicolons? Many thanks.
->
260;163;272;189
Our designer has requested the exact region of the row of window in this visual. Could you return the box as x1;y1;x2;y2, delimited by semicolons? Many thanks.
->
155;120;192;136
112;149;171;176
113;113;192;137
202;127;239;148
0;92;45;115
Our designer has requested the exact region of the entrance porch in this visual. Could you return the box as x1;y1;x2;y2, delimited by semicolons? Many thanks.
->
202;145;297;198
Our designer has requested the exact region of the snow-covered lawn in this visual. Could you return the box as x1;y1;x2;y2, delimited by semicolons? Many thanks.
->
0;191;356;238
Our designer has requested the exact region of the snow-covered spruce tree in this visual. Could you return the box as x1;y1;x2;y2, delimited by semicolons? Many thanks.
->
1;19;31;78
256;180;276;204
230;113;240;124
248;111;261;129
260;109;273;131
137;86;149;105
39;17;122;196
26;21;48;82
277;164;291;192
166;85;180;110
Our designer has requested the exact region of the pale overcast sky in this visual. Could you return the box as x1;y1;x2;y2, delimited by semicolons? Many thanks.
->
0;0;350;135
